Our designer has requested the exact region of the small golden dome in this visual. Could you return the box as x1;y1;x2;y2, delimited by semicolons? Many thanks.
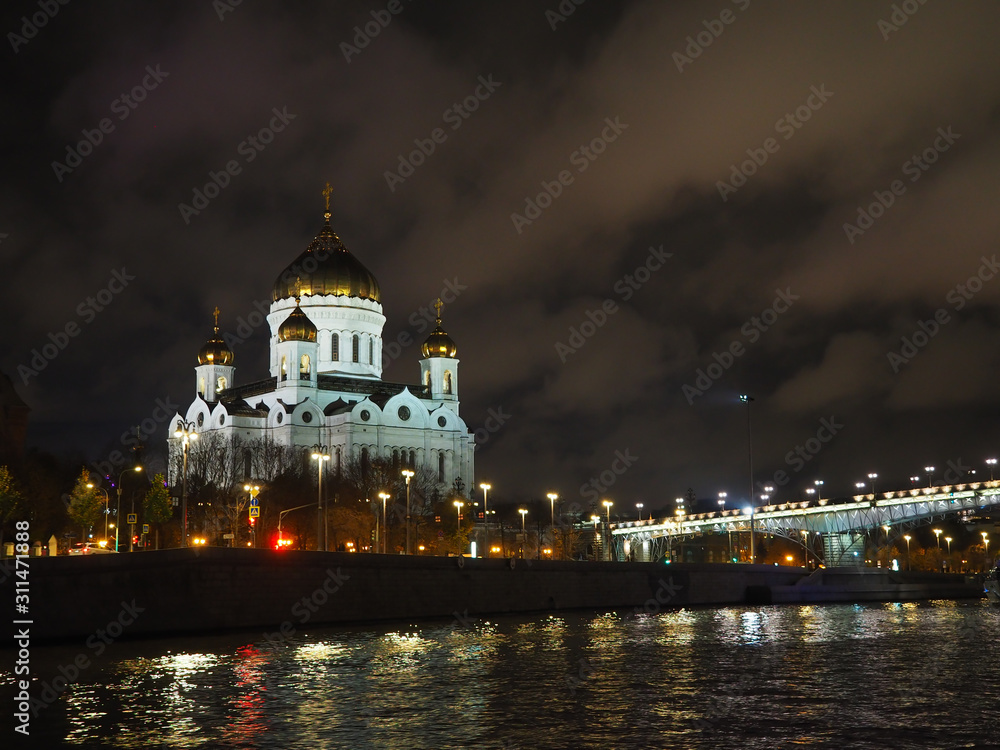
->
278;300;318;343
421;299;457;358
197;307;235;365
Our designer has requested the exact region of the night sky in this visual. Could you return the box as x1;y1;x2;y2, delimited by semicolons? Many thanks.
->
4;0;1000;515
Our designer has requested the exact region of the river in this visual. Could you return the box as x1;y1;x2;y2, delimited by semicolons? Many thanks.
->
3;599;998;748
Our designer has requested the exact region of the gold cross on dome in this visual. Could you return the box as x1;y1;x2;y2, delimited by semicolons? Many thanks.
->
213;306;220;328
294;277;303;300
433;298;443;320
322;182;333;212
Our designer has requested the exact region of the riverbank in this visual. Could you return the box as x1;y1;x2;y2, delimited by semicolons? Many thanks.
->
0;548;983;644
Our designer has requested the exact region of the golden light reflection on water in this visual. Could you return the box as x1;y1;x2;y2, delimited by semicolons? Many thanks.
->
12;601;998;748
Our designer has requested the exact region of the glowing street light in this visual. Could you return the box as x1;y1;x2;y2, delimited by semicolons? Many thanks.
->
933;528;942;549
987;458;997;481
454;499;464;527
718;491;727;511
310;445;330;551
174;420;199;547
910;476;920;487
904;534;912;570
924;466;935;488
602;499;613;562
87;483;111;543
814;480;824;502
243;484;260;548
115;465;142;552
635;502;644;521
983;531;990;559
945;536;952;555
518;508;528;557
867;472;878;495
855;482;866;493
378;492;390;554
739;394;755;563
480;482;491;557
548;492;559;527
402;469;415;554
883;524;891;567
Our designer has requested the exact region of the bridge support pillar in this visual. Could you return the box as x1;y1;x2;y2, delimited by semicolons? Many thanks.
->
823;532;866;566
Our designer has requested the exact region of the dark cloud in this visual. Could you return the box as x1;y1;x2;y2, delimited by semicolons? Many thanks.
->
4;0;1000;514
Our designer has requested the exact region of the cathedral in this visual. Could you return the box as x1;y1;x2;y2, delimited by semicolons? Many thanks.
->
167;187;475;495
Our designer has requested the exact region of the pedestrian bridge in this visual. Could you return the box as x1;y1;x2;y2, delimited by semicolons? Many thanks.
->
611;480;1000;564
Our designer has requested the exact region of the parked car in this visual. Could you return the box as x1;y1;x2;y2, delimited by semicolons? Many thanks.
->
68;542;116;555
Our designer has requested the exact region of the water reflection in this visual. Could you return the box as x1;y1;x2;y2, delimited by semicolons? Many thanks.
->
4;601;999;749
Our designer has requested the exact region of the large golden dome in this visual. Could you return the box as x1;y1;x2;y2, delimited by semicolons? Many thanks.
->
272;200;380;303
197;307;235;365
420;299;457;358
277;301;318;342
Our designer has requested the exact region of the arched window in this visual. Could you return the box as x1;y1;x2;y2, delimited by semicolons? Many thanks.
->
352;335;360;363
392;449;400;471
198;377;206;398
443;371;453;395
335;447;342;473
438;452;445;483
216;376;227;392
331;333;339;361
368;338;374;364
361;446;369;476
300;354;311;378
280;356;287;379
423;370;431;389
409;449;416;468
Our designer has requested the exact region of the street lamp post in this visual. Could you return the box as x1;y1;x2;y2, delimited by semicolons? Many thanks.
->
174;420;199;547
933;528;942;550
87;484;111;543
378;492;390;554
602;500;613;562
402;469;415;554
243;484;260;548
636;502;644;521
987;458;997;481
547;492;559;558
739;394;755;563
904;534;912;570
868;472;878;496
480;483;491;558
310;445;330;551
945;536;952;555
114;465;142;552
518;508;528;558
814;480;824;502
277;502;316;547
883;524;891;568
924;465;935;488
983;532;990;566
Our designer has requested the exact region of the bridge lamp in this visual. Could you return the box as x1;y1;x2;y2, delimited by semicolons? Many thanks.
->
635;502;643;521
987;458;997;481
933;528;942;549
983;532;990;558
813;480;824;501
718;491;727;510
867;472;878;495
945;536;952;555
924;466;935;488
805;488;816;500
910;476;920;486
855;482;865;493
903;534;912;569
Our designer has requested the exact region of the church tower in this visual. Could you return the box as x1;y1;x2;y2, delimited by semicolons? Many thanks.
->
420;299;459;412
275;295;319;387
195;307;235;402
